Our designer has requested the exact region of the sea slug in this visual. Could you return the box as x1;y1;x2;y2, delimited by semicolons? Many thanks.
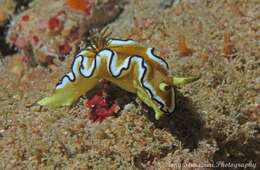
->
38;31;199;120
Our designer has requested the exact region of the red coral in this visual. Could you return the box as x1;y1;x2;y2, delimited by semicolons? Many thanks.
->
59;41;72;55
84;95;120;122
68;27;80;42
48;16;63;32
21;15;30;22
31;35;39;46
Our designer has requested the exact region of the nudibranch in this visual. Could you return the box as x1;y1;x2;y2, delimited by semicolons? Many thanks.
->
38;30;199;120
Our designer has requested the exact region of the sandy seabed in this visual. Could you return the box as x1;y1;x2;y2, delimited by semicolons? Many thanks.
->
0;0;259;169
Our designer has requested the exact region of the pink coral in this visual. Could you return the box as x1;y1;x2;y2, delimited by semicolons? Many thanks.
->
20;55;30;63
14;37;29;49
84;95;120;122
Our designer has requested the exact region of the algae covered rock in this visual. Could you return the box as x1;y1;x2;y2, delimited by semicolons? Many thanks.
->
6;0;122;66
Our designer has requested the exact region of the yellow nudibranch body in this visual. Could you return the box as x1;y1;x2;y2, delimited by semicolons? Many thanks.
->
38;39;199;120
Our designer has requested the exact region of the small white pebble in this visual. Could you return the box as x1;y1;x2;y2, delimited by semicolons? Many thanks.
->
124;103;136;112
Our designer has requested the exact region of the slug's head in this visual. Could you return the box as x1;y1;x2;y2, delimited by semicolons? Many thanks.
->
143;73;200;120
149;72;175;120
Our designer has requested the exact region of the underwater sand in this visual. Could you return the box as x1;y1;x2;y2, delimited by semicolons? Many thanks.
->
0;0;259;169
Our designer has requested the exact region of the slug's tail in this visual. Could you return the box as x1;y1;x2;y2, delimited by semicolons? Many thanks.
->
37;88;79;107
37;78;98;107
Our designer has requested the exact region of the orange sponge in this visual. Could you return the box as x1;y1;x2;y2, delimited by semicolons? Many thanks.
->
65;0;92;14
